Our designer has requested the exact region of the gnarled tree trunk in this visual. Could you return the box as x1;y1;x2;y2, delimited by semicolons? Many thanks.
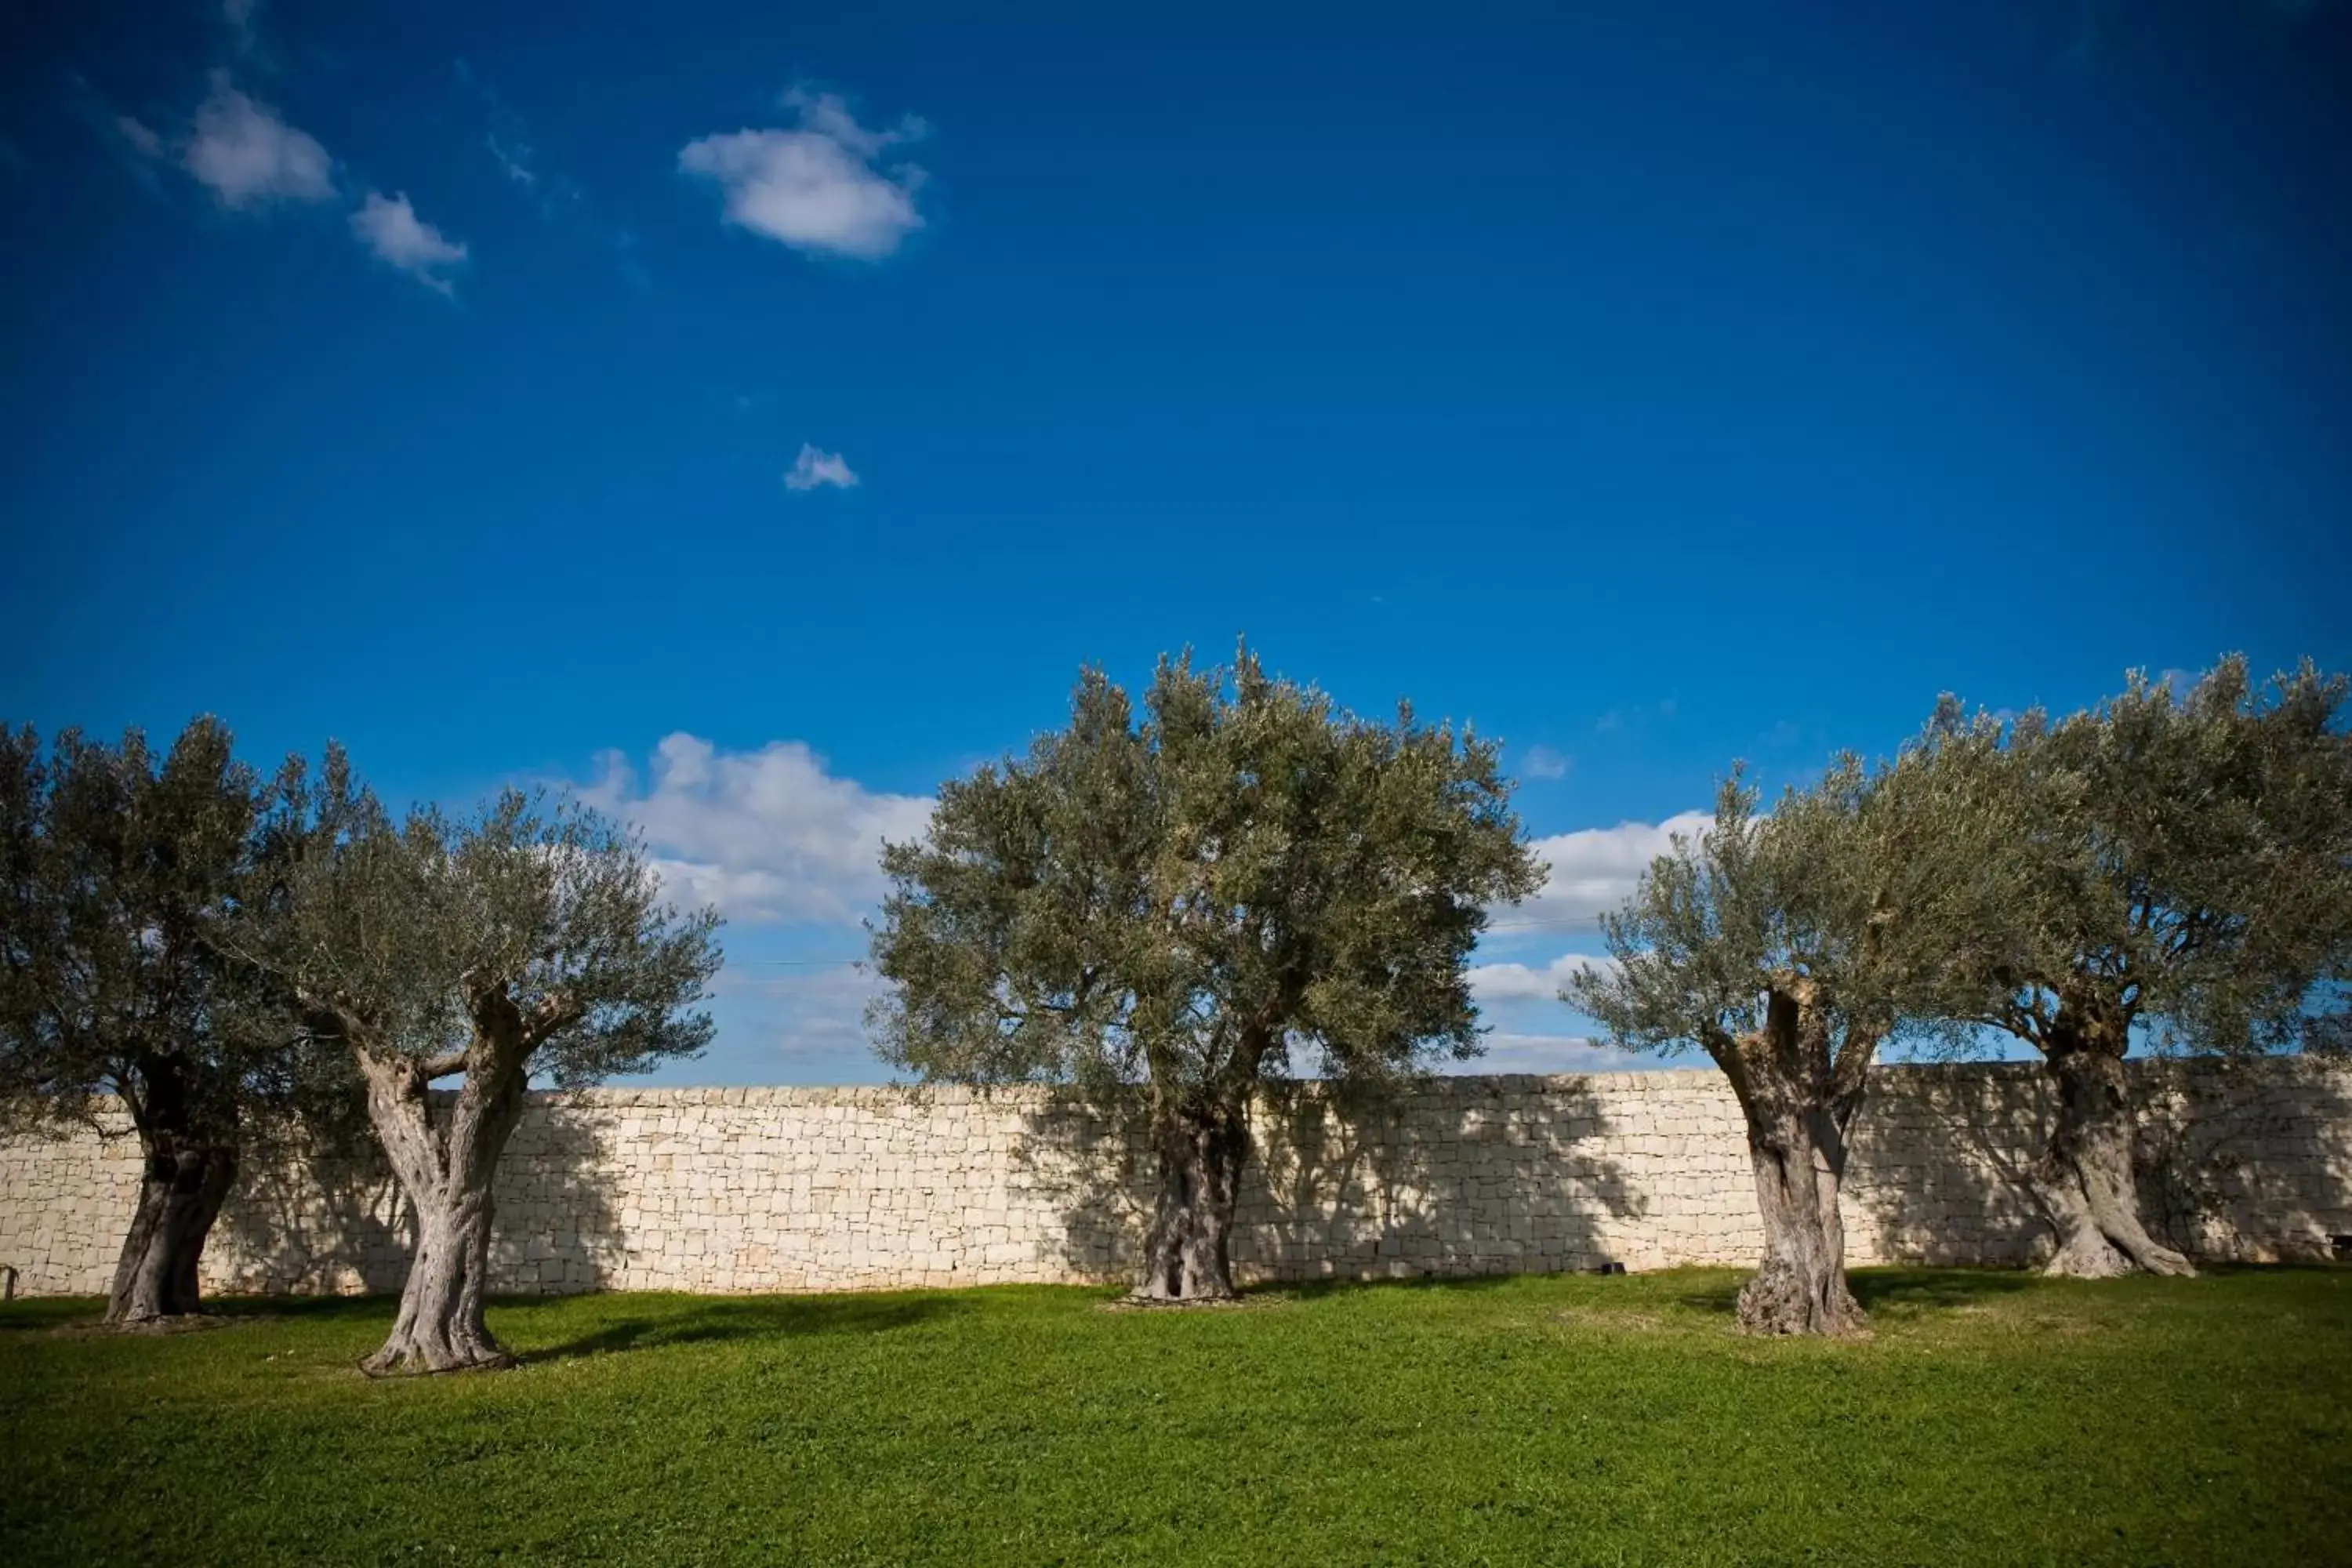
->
355;1041;528;1374
1134;1092;1250;1302
107;1133;237;1323
1717;989;1872;1336
106;1057;239;1325
1738;1099;1864;1334
2035;1018;2194;1279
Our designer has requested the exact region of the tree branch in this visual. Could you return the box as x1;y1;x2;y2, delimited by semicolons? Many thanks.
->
1831;1025;1881;1103
418;1051;471;1082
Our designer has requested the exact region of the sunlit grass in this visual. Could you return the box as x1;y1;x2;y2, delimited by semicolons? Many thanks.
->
4;1266;2347;1566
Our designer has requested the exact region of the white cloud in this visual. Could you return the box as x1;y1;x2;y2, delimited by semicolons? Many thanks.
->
1450;1032;1642;1075
350;191;468;294
183;74;335;209
1517;810;1711;924
784;443;858;492
1468;952;1615;1004
1520;745;1570;781
579;734;933;924
677;89;927;260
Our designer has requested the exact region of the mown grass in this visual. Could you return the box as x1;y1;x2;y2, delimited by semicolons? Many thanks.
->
3;1266;2347;1566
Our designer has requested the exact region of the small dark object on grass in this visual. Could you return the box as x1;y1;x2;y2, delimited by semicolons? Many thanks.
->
2331;1235;2352;1260
1591;1261;1627;1276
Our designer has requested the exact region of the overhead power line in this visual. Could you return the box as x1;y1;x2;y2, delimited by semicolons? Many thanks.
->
739;914;1606;967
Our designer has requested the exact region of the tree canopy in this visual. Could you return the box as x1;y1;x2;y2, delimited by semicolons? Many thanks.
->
1950;658;2352;1061
872;648;1543;1298
1926;657;2352;1276
0;718;343;1321
259;758;724;1088
248;757;722;1371
1571;714;2029;1332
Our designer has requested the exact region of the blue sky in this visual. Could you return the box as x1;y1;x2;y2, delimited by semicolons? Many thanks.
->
4;1;2347;1083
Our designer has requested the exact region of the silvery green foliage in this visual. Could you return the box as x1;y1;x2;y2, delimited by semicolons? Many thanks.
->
1570;713;2034;1073
0;718;342;1141
870;648;1544;1104
256;753;722;1087
1943;657;2352;1057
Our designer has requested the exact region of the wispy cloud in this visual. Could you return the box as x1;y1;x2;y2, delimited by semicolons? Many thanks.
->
577;734;933;925
350;191;468;294
486;132;537;187
785;444;858;492
1452;1032;1642;1075
223;0;262;54
710;962;892;1074
678;87;927;260
182;74;335;209
453;60;553;196
781;88;927;159
454;60;643;286
116;115;165;159
1520;745;1571;781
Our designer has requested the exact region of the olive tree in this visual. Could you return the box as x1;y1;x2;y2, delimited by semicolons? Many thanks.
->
252;755;720;1373
1569;722;2024;1335
1940;658;2352;1277
0;719;337;1324
870;649;1543;1302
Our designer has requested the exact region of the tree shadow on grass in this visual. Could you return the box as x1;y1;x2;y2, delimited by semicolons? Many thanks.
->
205;1294;397;1324
0;1291;403;1334
1674;1267;2039;1320
525;1291;977;1362
1847;1267;2039;1312
0;1298;108;1333
1273;1271;1534;1305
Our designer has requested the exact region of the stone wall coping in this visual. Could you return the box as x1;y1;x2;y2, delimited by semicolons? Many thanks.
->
40;1055;2346;1120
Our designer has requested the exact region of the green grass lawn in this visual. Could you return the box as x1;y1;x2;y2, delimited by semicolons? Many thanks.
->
4;1267;2347;1566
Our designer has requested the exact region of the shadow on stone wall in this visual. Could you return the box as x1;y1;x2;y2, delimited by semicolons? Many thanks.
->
26;1060;2336;1302
1845;1062;2053;1268
483;1097;628;1293
2134;1058;2352;1262
1011;1075;1647;1289
971;1083;1143;1285
216;1092;626;1296
1849;1058;2352;1268
219;1137;412;1294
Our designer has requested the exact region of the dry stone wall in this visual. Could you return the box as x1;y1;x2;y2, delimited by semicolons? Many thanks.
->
3;1058;2347;1299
